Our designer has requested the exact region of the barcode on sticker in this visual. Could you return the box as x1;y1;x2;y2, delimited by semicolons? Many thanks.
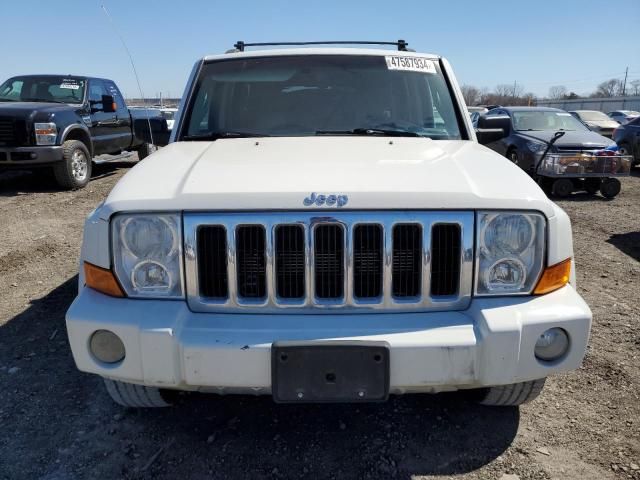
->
385;56;436;74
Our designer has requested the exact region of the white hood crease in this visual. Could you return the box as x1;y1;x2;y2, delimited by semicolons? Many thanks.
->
102;137;555;218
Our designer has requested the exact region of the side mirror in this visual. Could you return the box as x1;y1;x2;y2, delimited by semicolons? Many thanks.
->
101;95;116;113
475;115;511;144
133;117;170;147
90;94;116;113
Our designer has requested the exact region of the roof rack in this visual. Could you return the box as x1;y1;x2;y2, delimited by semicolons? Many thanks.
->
232;40;410;52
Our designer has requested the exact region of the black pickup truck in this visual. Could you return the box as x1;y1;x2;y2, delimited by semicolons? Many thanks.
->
0;74;168;189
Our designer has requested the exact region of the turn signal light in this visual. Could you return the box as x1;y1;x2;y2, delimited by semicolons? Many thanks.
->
533;259;571;295
84;262;125;297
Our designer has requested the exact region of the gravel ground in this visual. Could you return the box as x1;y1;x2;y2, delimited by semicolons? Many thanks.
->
0;162;638;480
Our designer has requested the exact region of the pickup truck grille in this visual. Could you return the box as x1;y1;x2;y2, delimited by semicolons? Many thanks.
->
185;212;473;313
0;118;16;145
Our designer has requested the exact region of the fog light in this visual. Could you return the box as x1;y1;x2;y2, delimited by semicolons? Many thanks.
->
534;328;569;361
90;330;125;364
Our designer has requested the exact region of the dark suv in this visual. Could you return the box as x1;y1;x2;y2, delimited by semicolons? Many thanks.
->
478;107;615;173
613;116;640;167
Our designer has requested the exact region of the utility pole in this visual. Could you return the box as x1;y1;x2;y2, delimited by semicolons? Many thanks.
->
513;80;517;103
622;67;628;96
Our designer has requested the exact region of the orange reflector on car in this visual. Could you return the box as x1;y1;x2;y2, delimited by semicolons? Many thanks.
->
84;262;125;297
533;259;571;295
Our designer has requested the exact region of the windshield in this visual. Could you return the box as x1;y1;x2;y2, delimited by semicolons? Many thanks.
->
576;111;610;121
513;110;588;131
183;54;462;139
0;75;86;103
620;110;640;116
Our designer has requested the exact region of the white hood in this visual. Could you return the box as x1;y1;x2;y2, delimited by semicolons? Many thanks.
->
102;137;555;217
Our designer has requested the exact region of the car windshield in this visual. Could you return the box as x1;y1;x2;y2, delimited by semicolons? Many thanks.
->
577;111;610;121
620;110;640;116
512;110;588;131
0;75;86;103
183;54;462;140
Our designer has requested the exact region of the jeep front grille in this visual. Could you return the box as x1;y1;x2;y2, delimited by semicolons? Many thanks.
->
184;212;473;313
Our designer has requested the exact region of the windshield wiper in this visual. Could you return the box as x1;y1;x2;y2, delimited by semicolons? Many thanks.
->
182;131;270;141
316;128;424;137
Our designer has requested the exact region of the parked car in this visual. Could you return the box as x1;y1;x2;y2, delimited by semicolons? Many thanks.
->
569;110;620;138
613;116;640;166
66;41;591;410
478;107;615;172
607;110;640;125
0;75;167;188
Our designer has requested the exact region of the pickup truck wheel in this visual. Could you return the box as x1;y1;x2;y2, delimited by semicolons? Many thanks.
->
137;143;157;161
53;140;92;189
600;178;621;199
103;378;172;408
477;378;546;406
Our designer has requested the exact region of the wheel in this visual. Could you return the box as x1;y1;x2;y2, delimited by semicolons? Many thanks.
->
584;178;601;195
551;178;573;198
103;378;172;408
53;140;92;189
476;378;546;406
617;143;630;156
137;143;158;161
600;178;621;198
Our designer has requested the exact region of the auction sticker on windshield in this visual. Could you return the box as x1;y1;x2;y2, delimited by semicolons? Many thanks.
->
385;56;436;74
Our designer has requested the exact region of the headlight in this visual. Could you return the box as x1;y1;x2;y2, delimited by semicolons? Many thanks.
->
112;213;183;298
526;140;546;153
476;212;545;295
34;122;57;145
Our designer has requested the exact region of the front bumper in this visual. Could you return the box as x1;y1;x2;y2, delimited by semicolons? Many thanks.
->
65;285;591;394
0;146;64;166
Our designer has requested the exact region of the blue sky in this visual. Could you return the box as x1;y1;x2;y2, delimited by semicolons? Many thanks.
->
2;0;639;99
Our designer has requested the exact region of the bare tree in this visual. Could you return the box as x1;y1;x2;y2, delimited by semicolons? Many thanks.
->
548;85;568;99
630;79;640;96
460;84;480;106
594;79;623;97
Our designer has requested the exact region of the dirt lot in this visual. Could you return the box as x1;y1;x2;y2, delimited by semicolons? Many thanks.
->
0;161;638;480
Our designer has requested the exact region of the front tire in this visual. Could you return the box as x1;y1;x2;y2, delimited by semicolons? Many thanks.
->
507;148;519;166
600;178;621;198
53;140;92;189
103;378;172;408
551;178;573;197
477;378;546;406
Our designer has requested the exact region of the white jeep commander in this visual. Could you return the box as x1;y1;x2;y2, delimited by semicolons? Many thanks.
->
66;41;592;408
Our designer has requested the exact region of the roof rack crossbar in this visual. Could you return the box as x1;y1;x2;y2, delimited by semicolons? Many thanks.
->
233;40;409;52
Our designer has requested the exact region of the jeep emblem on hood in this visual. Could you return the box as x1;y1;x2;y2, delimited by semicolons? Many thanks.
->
303;192;349;207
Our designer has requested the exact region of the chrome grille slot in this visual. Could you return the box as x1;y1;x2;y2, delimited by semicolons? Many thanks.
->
197;226;228;298
353;224;383;298
314;224;344;299
430;224;461;296
185;212;473;313
236;225;267;298
392;224;422;298
275;225;305;299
